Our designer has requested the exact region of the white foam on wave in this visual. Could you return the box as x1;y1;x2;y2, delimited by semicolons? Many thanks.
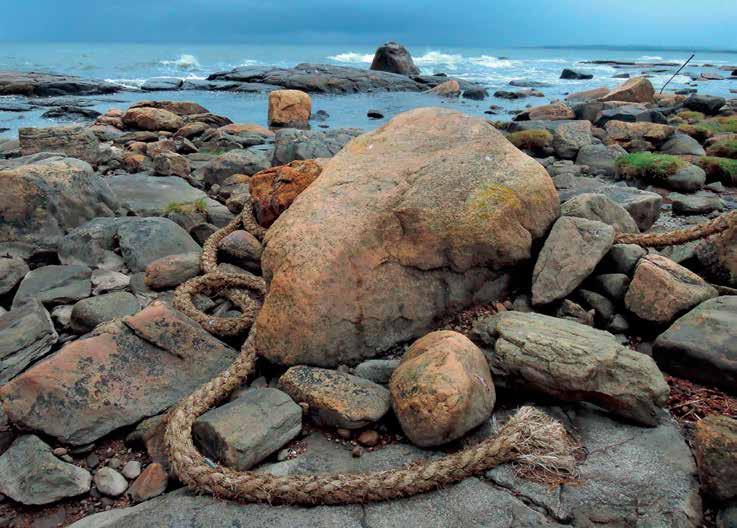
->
637;55;664;61
414;51;464;67
327;52;374;63
105;78;146;89
468;55;518;68
160;54;201;70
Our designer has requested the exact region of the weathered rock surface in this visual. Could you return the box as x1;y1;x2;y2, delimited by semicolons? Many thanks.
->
18;125;106;165
144;252;202;290
107;173;207;216
654;296;737;392
0;302;238;444
0;71;120;96
696;222;737;287
272;128;362;165
193;388;302;470
0;156;118;253
354;359;401;384
116;217;201;272
552;120;592;159
473;312;669;426
268;89;312;128
692;415;737;502
661;133;706;156
390;331;495;447
0;301;57;384
599;76;655;103
370;42;420;76
201;148;271;186
122;107;184;132
625;254;718;324
256;108;558;367
561;193;638;233
279;366;391;428
0;257;28;296
575;143;627;177
0;435;92;505
70;292;140;333
250;159;323;227
532;217;615;306
12;264;91;308
669;192;724;215
127;462;168;503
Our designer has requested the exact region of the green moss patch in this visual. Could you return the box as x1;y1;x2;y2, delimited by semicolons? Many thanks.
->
706;140;737;160
696;156;737;185
615;152;688;182
164;198;208;215
676;110;705;123
696;116;737;135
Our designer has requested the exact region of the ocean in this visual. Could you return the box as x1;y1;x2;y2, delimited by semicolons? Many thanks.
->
1;42;736;136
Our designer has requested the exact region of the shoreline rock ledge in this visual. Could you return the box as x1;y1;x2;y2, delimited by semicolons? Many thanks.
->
0;71;121;96
255;107;559;367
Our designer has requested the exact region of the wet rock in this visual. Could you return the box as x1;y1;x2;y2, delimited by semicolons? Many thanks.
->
70;292;140;333
0;258;29;296
201;148;271;187
107;173;207;216
654;296;737;392
94;467;128;497
594;105;667;127
122;107;184;132
683;94;726;115
279;366;391;429
669;192;724;215
661;133;706;156
0;302;239;444
141;78;183;91
552;120;592;159
41;105;101;121
0;301;57;384
268;89;311;128
116;217;201;272
127;463;167;503
256;108;558;367
0;435;91;505
599;76;655;103
531;217;615;306
272;128;362;165
561;193;638;233
692;415;737;502
250;159;323;228
143;252;202;290
575;143;627;177
625;254;718;324
193;388;301;471
370;42;420;76
473;312;669;425
389;331;495;447
560;68;593;80
12;264;91;309
0;156;117;254
353;359;401;384
0;71;120;96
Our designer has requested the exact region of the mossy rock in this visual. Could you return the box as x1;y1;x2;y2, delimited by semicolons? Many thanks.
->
696;156;737;185
615;152;688;182
677;123;713;143
706;140;737;160
507;129;553;152
164;198;208;215
676;110;705;123
696;116;737;135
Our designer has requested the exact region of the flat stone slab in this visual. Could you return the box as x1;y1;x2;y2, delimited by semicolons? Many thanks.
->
12;264;92;309
107;173;207;217
0;300;57;384
0;302;238;445
0;70;121;96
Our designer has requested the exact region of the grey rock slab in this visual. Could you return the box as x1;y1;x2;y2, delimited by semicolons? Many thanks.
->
116;217;201;272
272;127;362;165
669;192;724;215
0;258;29;295
532;217;615;306
192;388;302;471
353;359;401;384
107;173;207;217
661;133;706;156
70;292;140;333
0;435;92;505
0;300;57;384
561;192;639;233
473;311;669;426
12;264;91;309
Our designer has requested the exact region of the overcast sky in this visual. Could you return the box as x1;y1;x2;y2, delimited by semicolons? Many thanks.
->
1;0;736;49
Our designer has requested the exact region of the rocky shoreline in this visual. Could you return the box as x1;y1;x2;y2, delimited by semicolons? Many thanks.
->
1;42;737;528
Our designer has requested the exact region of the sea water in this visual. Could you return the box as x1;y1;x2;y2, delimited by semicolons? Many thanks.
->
1;42;736;136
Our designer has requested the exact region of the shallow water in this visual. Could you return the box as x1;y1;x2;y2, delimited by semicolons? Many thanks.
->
1;42;736;136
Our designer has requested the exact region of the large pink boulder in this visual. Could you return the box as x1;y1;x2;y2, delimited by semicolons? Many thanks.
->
255;108;559;367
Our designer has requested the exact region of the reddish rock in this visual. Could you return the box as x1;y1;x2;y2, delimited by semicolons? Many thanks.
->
153;151;190;178
250;160;323;228
693;415;737;502
144;252;201;290
605;121;675;149
122;107;184;132
427;80;461;97
220;123;275;138
518;101;576;121
130;100;209;116
268;90;311;128
599;76;655;103
255;108;558;367
127;463;168;503
122;153;149;173
0;302;238;445
390;331;494;447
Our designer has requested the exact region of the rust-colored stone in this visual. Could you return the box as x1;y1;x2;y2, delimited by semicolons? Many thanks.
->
250;160;323;227
268;90;311;128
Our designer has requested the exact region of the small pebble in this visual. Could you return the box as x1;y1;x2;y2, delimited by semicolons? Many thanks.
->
357;430;379;447
108;457;122;469
336;428;352;440
52;447;68;457
86;453;100;469
351;446;364;458
122;460;142;480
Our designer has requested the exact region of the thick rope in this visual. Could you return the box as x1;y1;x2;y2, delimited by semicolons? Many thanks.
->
166;193;735;504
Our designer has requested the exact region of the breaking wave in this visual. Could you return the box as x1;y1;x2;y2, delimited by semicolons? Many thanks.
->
160;54;201;70
328;52;374;63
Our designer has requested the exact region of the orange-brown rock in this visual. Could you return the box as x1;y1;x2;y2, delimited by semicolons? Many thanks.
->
279;366;391;429
122;107;184;132
153;151;190;178
389;331;495;447
220;123;275;138
129;100;208;116
127;463;168;503
255;108;559;367
605;121;675;148
250;159;323;227
624;254;717;324
121;152;149;173
145;139;177;158
565;86;610;102
0;302;238;444
426;79;461;97
268;89;312;128
692;415;737;502
173;121;211;139
525;101;576;121
599;76;655;103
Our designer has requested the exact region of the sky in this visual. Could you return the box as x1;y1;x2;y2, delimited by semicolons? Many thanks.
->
1;0;736;50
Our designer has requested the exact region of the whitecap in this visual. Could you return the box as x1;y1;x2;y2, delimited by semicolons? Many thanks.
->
413;51;465;67
468;55;518;68
637;55;664;61
327;52;374;63
160;54;201;70
105;78;147;89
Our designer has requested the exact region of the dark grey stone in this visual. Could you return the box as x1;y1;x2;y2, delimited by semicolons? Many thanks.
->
70;292;140;333
0;300;57;384
12;264;91;309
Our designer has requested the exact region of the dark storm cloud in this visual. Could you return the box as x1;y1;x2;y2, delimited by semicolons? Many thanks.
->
1;0;735;49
